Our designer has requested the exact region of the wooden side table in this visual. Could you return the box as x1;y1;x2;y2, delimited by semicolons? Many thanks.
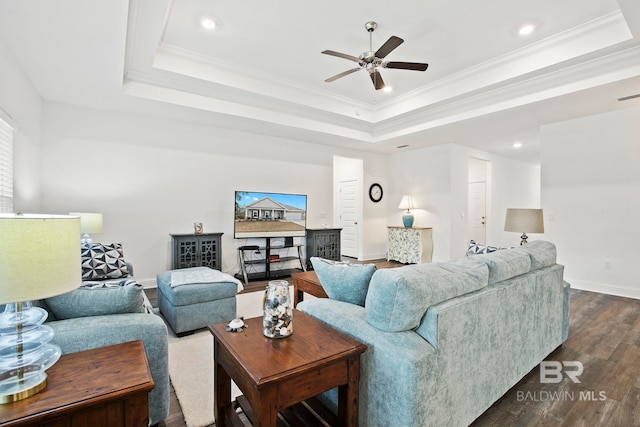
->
292;270;328;307
209;310;367;427
0;341;154;427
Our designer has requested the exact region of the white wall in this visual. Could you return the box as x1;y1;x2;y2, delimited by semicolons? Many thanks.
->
39;102;388;286
388;143;540;261
541;107;640;299
0;40;43;212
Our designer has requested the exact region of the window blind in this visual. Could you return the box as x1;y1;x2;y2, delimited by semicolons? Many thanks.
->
0;117;13;213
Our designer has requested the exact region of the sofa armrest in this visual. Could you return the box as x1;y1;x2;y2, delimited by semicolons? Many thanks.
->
297;298;437;426
48;313;169;425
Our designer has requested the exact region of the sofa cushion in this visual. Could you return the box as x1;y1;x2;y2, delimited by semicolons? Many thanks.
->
471;248;531;284
310;257;376;306
365;259;489;332
45;283;145;319
518;240;557;270
81;242;130;280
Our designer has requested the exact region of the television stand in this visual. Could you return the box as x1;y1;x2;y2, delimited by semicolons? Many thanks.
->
236;237;306;284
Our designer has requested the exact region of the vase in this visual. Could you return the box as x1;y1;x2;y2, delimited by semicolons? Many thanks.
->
262;280;293;338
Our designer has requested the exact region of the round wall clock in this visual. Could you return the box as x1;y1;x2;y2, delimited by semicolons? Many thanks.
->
369;183;383;202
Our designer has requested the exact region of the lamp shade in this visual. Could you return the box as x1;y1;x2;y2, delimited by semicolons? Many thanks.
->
69;212;103;234
0;214;81;304
398;195;415;211
504;209;544;233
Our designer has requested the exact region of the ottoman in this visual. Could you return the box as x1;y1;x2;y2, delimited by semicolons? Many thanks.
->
156;267;240;335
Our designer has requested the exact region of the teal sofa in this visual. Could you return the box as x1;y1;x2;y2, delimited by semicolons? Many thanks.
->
299;240;569;427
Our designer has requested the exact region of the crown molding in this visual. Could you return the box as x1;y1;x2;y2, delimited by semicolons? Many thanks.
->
373;43;640;141
153;43;374;122
372;11;632;121
123;2;637;146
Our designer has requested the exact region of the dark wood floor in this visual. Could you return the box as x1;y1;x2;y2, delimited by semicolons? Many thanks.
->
148;262;640;427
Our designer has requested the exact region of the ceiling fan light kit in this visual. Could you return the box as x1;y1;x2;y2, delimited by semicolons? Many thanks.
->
322;21;429;90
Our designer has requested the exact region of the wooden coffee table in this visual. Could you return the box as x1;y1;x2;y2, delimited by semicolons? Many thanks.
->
209;310;366;427
0;340;154;427
292;270;328;307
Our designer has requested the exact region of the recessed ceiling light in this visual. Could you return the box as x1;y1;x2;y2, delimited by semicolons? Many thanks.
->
518;24;535;36
513;141;523;149
201;18;216;30
383;86;393;93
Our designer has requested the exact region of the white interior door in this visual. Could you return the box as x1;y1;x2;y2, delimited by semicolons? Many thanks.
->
468;182;487;244
339;179;359;258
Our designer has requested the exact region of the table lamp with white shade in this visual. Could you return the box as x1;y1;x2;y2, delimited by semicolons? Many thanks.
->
398;195;415;228
69;212;103;244
504;208;544;245
0;214;81;403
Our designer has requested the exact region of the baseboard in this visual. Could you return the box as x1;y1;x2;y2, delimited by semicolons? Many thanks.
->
360;252;388;261
138;278;157;289
569;280;640;300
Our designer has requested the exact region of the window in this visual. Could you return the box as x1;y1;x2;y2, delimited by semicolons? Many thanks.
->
0;117;13;213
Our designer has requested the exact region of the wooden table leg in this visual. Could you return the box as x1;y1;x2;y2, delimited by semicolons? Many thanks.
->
294;288;304;307
253;387;279;427
214;340;232;427
337;356;361;427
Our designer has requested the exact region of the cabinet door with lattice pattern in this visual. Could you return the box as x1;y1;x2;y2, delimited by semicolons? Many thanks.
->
198;237;220;269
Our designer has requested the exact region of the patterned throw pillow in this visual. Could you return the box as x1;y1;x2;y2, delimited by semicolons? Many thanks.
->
81;242;130;280
466;240;502;257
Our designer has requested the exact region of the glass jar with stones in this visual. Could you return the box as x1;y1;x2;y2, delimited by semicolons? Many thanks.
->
262;280;293;338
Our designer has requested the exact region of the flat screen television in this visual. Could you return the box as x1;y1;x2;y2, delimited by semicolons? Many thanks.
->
234;191;307;239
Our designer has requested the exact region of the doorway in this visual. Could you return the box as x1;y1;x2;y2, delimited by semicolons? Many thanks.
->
339;179;359;258
468;158;490;245
468;182;486;244
333;156;363;259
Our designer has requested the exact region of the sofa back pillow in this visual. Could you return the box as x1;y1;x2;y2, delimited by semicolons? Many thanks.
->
365;259;489;332
471;248;531;284
46;283;144;320
518;240;557;270
81;242;130;280
310;257;376;306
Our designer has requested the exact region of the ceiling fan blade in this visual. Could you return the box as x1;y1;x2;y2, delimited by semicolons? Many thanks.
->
369;70;385;90
325;68;361;82
374;36;404;59
384;61;429;71
322;50;362;63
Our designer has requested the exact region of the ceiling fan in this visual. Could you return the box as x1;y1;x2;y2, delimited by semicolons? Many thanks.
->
322;21;429;90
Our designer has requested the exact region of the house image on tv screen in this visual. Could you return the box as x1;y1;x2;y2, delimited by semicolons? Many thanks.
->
244;197;304;221
234;192;307;238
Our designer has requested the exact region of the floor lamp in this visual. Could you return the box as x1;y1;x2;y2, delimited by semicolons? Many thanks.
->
0;214;81;403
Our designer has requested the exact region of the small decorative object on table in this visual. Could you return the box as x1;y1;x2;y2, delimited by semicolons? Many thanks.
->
226;317;247;332
262;280;293;338
193;222;203;234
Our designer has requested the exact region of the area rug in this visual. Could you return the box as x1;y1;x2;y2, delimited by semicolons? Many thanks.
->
167;331;216;427
164;290;275;426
